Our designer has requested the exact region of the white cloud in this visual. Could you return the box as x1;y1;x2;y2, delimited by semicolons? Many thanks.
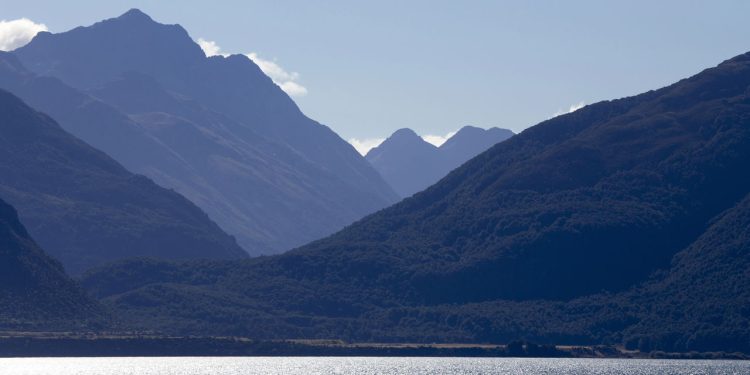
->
246;52;308;97
422;130;457;147
277;80;308;97
196;38;226;57
246;52;298;82
195;38;308;97
0;18;48;51
552;101;585;118
348;137;385;156
349;129;460;155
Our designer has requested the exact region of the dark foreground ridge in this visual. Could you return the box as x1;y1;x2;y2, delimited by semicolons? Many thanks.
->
0;197;105;330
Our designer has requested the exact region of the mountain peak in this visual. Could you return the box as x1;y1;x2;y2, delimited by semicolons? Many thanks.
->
118;8;153;22
14;8;206;89
390;128;421;140
453;125;484;136
373;128;436;152
365;128;443;197
367;128;434;157
453;125;514;138
366;125;515;197
440;126;514;152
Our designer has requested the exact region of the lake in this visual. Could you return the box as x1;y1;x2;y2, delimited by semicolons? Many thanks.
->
1;357;748;374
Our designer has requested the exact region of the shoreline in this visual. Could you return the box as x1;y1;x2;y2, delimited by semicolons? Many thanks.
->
0;333;746;360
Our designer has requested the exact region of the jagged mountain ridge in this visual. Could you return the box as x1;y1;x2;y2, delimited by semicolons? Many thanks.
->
366;126;514;197
440;126;515;164
11;9;398;254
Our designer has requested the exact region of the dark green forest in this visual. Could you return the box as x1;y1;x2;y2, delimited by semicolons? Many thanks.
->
0;197;105;330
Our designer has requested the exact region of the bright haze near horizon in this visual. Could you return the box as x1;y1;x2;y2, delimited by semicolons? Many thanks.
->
2;0;750;154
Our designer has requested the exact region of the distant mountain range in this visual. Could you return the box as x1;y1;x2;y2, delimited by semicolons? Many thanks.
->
0;89;246;274
80;50;750;352
0;196;104;329
7;9;398;255
366;126;514;197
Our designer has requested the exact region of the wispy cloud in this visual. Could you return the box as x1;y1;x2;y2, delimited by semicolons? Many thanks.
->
197;38;308;97
0;18;48;51
552;101;585;118
246;52;308;97
422;130;457;147
350;129;460;154
348;137;385;156
196;38;225;57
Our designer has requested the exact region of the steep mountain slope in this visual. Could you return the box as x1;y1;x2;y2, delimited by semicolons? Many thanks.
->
0;53;368;254
80;51;750;352
11;9;398;254
0;89;245;274
0;52;189;185
0;197;104;329
366;126;513;197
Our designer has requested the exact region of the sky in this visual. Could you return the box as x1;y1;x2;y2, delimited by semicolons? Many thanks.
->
2;1;750;154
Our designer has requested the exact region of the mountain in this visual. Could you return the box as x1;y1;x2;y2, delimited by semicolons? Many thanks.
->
80;51;750;352
310;49;750;303
0;52;189;186
439;126;515;165
0;89;246;274
11;9;398;254
620;190;750;352
366;126;513;197
365;128;445;197
0;197;104;329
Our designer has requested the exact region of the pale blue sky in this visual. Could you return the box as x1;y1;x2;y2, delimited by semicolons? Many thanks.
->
3;0;750;147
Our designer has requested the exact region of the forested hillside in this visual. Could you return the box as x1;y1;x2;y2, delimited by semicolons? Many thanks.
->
0;197;105;329
80;51;750;353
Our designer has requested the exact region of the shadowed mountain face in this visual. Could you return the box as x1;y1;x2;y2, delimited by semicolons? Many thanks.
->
0;197;104;329
366;126;514;197
0;89;246;274
80;51;750;352
11;9;398;255
618;191;750;352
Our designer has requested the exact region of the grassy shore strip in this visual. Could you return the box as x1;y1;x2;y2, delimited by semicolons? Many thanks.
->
0;334;746;359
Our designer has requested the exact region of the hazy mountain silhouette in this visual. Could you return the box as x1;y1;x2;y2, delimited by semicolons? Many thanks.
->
0;52;191;185
366;126;513;197
439;126;515;165
365;128;445;197
11;9;398;254
80;51;750;352
0;196;104;329
0;89;246;274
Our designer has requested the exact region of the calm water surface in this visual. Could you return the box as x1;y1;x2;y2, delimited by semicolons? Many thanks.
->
1;357;748;374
